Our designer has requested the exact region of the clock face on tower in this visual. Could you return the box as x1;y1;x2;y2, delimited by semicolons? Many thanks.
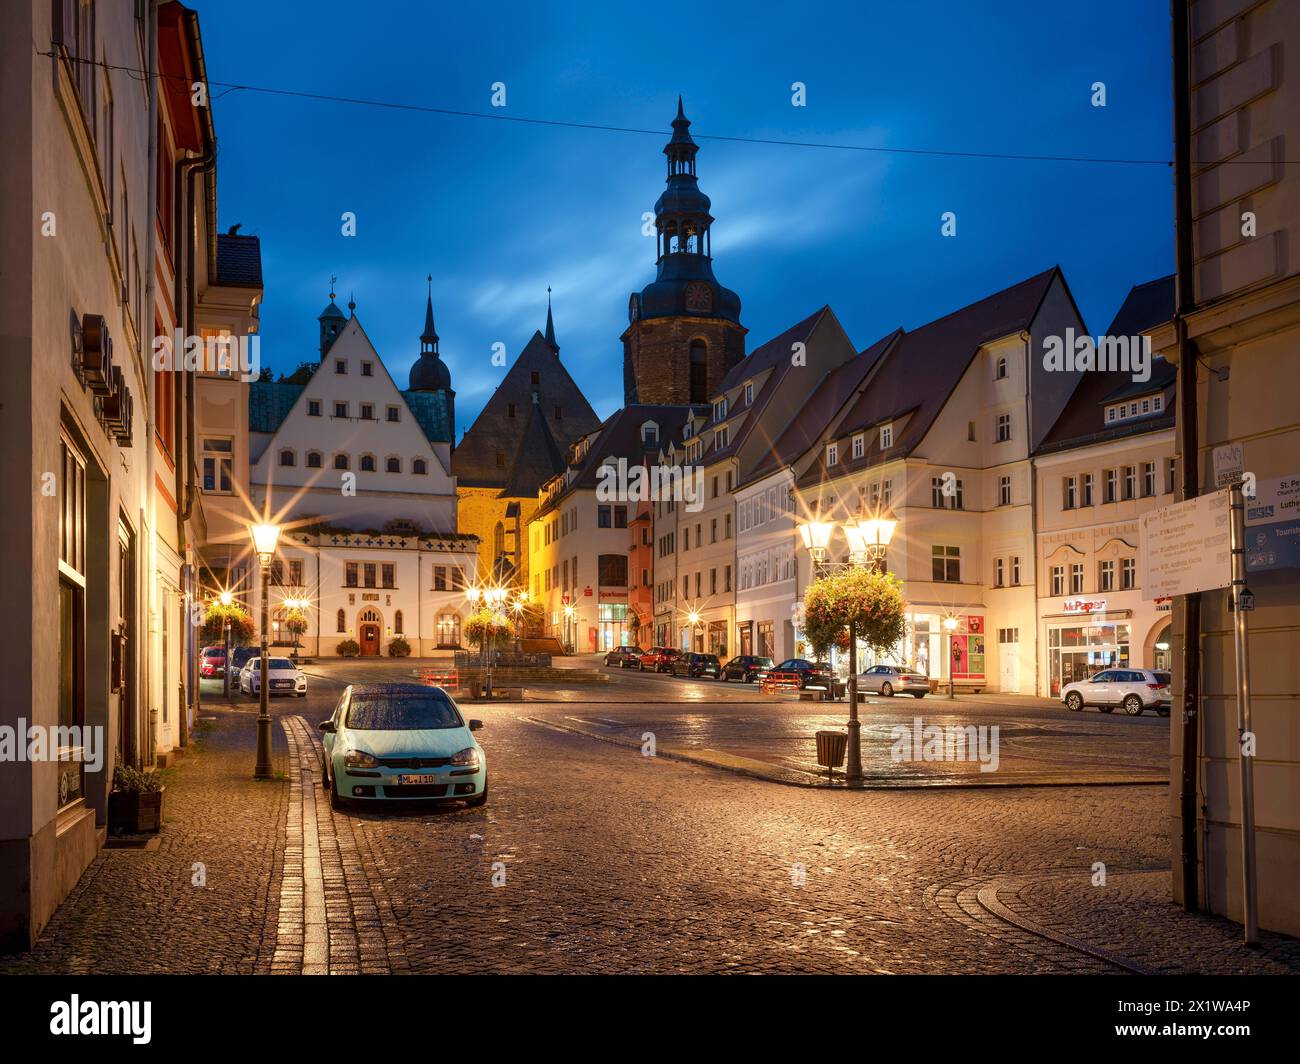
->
685;282;713;313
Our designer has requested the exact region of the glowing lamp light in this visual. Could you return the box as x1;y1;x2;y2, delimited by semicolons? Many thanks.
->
798;521;835;553
857;517;897;550
843;523;868;556
249;522;281;561
687;610;701;626
219;591;233;607
943;616;959;632
466;587;482;606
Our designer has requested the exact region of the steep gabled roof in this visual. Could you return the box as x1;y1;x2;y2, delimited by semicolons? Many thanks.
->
1035;276;1176;455
499;397;567;498
452;330;600;489
215;232;263;287
402;389;454;445
745;328;898;486
249;382;304;433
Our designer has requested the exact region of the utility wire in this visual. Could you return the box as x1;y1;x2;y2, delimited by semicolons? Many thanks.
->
38;47;1291;167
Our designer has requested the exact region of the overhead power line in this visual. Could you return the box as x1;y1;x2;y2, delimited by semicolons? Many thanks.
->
39;48;1291;167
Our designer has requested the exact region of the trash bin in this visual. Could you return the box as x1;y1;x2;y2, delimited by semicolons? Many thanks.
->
815;730;848;779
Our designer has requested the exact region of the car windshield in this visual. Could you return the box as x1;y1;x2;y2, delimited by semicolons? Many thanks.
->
753;657;773;667
250;658;294;671
347;692;463;731
701;656;719;664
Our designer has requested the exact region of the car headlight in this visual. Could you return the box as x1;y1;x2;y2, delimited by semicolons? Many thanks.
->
451;746;481;768
344;749;378;769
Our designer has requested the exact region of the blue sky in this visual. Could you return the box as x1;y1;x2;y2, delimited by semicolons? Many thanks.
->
200;0;1175;436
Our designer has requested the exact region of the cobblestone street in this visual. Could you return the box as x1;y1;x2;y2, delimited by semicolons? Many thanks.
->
3;673;1297;975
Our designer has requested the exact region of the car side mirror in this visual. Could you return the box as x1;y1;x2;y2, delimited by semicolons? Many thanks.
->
468;719;484;731
318;720;336;733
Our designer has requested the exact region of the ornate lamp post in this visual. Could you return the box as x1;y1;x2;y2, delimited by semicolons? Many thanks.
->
943;615;959;699
798;514;897;785
250;521;281;780
562;603;576;655
219;589;234;700
687;609;701;654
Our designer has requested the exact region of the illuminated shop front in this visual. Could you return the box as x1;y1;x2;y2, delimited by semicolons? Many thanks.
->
1046;617;1131;696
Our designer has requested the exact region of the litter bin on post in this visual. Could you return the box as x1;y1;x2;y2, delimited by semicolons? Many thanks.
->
815;730;848;782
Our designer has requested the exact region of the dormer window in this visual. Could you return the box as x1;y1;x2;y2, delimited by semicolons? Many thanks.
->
827;442;839;467
1105;393;1163;425
880;423;893;449
744;382;754;406
852;434;864;460
713;398;728;421
641;420;659;446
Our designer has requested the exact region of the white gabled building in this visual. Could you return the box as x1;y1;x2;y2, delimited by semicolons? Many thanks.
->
234;292;478;656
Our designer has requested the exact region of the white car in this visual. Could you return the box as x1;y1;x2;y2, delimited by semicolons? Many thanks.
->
240;656;307;698
1061;668;1171;716
856;665;929;698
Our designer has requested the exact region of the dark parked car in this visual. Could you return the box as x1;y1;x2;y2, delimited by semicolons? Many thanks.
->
767;659;835;689
672;653;721;679
603;646;644;668
721;655;774;683
228;646;259;673
638;646;682;673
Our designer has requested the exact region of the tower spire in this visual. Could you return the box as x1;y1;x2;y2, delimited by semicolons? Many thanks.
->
544;286;558;354
421;273;438;353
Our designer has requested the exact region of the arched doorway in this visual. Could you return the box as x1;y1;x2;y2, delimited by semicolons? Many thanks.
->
1146;618;1173;673
358;607;383;656
436;611;461;649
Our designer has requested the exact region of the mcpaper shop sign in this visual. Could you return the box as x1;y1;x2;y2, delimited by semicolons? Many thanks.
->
1062;598;1106;614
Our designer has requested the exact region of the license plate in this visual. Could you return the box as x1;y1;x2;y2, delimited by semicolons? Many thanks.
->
273;681;292;688
395;774;432;786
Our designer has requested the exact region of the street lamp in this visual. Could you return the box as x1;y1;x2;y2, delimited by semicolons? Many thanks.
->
219;589;234;699
943;615;959;700
796;514;898;786
563;603;576;654
250;522;281;779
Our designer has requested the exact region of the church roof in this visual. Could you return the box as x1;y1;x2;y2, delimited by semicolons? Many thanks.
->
452;329;600;489
403;389;454;445
498;397;567;498
247;382;452;446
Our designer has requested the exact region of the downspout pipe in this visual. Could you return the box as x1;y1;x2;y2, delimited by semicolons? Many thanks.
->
1171;0;1202;914
142;0;160;769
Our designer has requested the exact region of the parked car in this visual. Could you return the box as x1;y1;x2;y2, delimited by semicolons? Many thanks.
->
1061;668;1172;716
200;645;226;678
721;655;774;683
639;646;682;673
603;646;644;668
239;656;308;698
856;664;929;698
767;659;836;689
228;646;259;674
672;652;722;679
319;683;486;808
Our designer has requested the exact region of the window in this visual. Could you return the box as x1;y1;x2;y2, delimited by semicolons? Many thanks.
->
308;400;321;417
880;423;893;449
1082;473;1094;506
386;406;400;423
713;398;728;421
995;558;1005;587
290;560;303;586
334;401;348;418
642;422;658;446
360;454;376;472
555;406;563;420
826;442;838;467
724;565;732;592
710;569;717;594
279;449;295;467
334;454;349;470
1104;469;1117;503
1070;563;1084;594
383;456;400;474
1123;466;1136;500
998;628;1019;644
598;554;628;587
508;403;516;418
744;382;754;406
714;425;729;450
968;421;976;442
394;610;403;635
852;434;864;460
1142;462;1156;497
434;566;446;591
346;563;358;588
335;359;346;374
999;476;1012;506
413;458;427;475
364;563;377;588
531;371;540;387
361;361;373;377
1121;558;1136;590
931;477;945;508
1166;457;1177;494
1063;476;1076;510
614;506;628;528
336;609;346;633
495;452;506;468
382;563;395;589
1099;560;1115;591
1051;565;1065;596
711;518;717;543
725;514;732;539
932;546;961;583
202;438;233;494
995;356;1007;380
360;403;374;421
995;413;1011;442
598;505;611;528
1011;556;1021;585
882;480;892;507
58;433;88;808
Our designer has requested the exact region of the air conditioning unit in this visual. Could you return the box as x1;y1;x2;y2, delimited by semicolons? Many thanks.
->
80;313;114;394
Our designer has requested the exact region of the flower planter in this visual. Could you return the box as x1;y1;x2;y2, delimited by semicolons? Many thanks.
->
108;787;165;835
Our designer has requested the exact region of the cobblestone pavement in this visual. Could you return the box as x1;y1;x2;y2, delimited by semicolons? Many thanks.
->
2;676;1295;975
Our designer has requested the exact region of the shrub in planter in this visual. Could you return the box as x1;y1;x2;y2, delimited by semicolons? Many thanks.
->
387;636;411;657
109;764;165;835
336;639;361;657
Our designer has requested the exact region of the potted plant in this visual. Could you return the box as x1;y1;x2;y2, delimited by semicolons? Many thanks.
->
387;635;411;657
336;638;361;657
108;763;165;834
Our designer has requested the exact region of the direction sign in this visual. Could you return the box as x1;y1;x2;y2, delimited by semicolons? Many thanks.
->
1213;442;1245;488
1243;473;1300;573
1140;490;1232;599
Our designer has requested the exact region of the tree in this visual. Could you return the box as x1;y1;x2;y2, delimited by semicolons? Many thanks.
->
200;602;255;646
279;361;318;385
803;567;907;663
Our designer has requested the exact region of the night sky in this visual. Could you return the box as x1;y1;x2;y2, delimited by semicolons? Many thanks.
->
199;0;1175;435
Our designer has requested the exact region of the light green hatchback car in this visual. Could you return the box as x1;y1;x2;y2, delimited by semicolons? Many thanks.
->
319;684;487;808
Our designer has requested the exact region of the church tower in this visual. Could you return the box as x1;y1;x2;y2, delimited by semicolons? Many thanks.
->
407;277;456;440
622;99;746;405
